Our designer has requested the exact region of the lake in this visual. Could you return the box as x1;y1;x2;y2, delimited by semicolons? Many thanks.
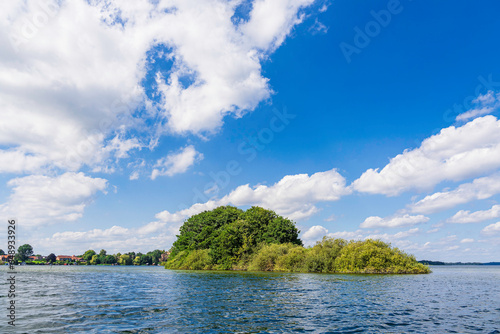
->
1;265;499;333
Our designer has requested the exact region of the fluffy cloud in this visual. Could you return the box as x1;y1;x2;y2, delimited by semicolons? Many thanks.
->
241;0;315;51
410;173;500;214
481;222;500;235
0;172;108;226
447;204;500;224
364;228;420;241
360;214;429;229
156;169;351;223
301;225;420;246
151;145;203;179
44;221;177;254
1;1;148;174
0;0;317;175
301;225;362;246
456;91;500;121
157;0;315;134
352;116;500;196
302;225;328;241
460;238;474;243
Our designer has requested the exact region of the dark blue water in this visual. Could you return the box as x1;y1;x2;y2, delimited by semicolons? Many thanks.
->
1;265;499;333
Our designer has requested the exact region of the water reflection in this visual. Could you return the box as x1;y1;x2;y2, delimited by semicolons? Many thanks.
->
0;266;498;333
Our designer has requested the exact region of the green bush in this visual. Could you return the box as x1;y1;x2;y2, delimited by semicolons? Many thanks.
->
182;249;213;270
165;249;213;270
248;243;294;271
275;245;308;272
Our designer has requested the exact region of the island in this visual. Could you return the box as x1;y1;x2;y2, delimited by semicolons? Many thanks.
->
165;206;431;274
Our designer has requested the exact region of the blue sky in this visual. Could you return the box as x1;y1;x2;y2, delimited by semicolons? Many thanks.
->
1;0;500;261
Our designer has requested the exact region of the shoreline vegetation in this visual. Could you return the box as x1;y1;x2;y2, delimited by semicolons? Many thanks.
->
165;206;431;274
0;247;168;266
419;260;500;266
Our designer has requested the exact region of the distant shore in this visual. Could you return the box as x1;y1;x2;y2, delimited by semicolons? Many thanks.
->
419;261;500;266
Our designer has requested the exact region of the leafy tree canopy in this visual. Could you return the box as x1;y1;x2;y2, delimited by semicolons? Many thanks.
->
46;253;57;263
90;254;100;265
16;244;34;262
82;250;96;262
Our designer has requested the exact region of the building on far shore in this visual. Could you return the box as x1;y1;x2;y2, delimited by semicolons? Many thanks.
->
56;255;82;261
29;255;45;260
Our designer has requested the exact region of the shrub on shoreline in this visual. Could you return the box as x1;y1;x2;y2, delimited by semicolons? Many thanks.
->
166;237;430;274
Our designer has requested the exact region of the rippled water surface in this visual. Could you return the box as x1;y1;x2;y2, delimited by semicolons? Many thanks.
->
1;265;499;333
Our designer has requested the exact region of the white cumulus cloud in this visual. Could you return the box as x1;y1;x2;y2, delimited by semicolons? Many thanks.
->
456;91;500;121
151;145;203;179
447;204;500;224
410;173;500;214
352;116;500;196
301;225;421;247
0;0;318;175
43;220;177;254
302;225;328;241
481;222;500;235
156;169;351;223
0;172;108;226
360;214;429;229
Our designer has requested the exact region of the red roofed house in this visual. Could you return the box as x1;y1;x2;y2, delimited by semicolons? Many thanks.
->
56;255;82;262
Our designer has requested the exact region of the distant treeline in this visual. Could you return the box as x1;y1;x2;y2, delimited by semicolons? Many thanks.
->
419;260;500;266
0;246;168;265
166;206;431;274
80;249;167;265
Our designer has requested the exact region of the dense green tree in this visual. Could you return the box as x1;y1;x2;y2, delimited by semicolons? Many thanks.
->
15;244;34;262
46;253;57;263
167;206;302;269
90;254;101;265
103;255;116;264
170;206;244;257
242;206;278;245
209;220;248;268
140;254;152;265
118;254;133;265
262;216;302;246
96;249;107;264
82;250;96;262
0;249;5;255
147;250;163;264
